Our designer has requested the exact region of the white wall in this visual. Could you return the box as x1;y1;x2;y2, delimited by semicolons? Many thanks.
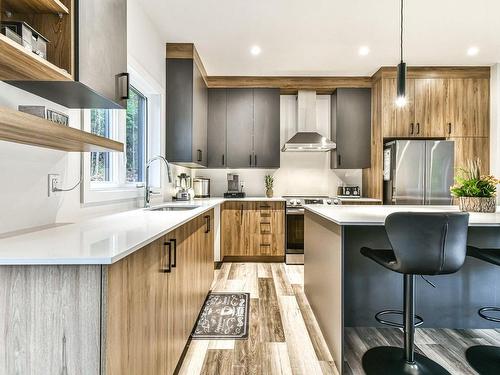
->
195;95;362;197
0;0;174;234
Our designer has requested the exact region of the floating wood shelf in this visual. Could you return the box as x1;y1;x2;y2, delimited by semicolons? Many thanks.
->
0;107;124;152
2;0;69;14
0;34;72;80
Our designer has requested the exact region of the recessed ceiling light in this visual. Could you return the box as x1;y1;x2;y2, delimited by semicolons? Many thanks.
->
467;47;479;56
358;46;370;56
250;45;261;56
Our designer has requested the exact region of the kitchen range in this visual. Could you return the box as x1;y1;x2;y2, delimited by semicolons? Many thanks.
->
285;195;337;264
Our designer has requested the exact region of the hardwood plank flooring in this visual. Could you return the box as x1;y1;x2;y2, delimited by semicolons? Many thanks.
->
345;327;500;375
179;262;339;375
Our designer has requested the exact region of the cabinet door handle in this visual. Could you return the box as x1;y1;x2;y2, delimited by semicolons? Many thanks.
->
448;122;452;135
117;72;130;100
337;154;341;166
162;241;172;273
204;215;211;233
197;149;202;162
254;154;257;166
249;154;252;166
416;123;420;135
169;239;177;268
222;154;225;166
410;123;414;135
240;204;243;224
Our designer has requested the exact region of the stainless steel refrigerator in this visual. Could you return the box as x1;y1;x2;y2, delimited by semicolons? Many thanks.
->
383;140;455;205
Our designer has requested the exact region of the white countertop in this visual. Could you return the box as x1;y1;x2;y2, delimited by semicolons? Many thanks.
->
0;197;285;266
305;205;500;226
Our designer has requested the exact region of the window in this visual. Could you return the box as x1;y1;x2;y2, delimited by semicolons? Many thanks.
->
88;87;147;188
90;110;111;182
82;66;162;204
126;87;147;183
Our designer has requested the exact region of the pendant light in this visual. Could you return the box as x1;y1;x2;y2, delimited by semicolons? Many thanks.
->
395;0;407;107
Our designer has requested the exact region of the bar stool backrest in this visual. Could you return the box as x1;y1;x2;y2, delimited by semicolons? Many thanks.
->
385;212;469;275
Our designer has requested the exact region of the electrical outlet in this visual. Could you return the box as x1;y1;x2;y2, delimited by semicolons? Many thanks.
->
48;174;60;197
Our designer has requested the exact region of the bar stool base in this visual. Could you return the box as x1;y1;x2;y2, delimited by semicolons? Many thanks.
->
465;345;500;375
362;347;451;375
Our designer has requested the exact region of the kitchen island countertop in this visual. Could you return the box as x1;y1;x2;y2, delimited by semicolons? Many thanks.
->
305;204;500;226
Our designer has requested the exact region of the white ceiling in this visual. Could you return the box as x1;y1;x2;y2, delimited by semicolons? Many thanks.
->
141;0;500;76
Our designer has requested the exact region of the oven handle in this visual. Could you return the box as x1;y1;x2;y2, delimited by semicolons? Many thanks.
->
286;208;305;215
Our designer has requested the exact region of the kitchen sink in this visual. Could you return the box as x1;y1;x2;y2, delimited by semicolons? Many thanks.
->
149;205;201;212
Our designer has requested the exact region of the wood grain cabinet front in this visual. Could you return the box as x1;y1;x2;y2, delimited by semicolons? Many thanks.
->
221;201;285;260
104;210;215;375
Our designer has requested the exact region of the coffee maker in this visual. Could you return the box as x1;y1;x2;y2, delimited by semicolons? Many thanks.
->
224;173;245;198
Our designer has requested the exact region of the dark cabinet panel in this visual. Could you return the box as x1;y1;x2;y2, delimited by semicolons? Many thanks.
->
253;89;280;168
166;58;208;167
166;58;193;164
192;63;208;166
207;89;227;168
226;89;254;168
331;88;371;169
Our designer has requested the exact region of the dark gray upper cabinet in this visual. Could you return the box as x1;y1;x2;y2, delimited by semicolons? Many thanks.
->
207;89;227;168
7;0;128;109
166;58;208;168
331;88;371;169
253;89;280;168
226;89;254;168
210;88;280;169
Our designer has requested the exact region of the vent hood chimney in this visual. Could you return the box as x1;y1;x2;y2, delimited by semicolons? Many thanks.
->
281;90;336;152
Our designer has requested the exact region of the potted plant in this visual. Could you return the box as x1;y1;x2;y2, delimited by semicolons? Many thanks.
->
265;175;274;198
450;159;499;213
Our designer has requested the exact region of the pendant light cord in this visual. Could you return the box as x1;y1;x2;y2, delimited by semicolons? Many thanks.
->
400;0;404;63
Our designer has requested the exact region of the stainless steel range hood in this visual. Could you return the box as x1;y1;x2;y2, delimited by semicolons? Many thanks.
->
281;90;336;152
281;131;336;152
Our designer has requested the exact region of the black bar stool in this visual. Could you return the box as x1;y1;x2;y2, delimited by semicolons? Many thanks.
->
465;246;500;375
360;212;469;375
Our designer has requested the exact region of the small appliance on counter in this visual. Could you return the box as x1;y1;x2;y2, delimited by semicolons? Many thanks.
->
337;185;361;198
193;177;210;198
224;173;246;198
174;173;191;201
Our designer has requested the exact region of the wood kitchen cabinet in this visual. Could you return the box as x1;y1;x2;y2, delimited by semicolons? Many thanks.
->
4;0;129;109
364;67;490;200
221;201;285;260
450;137;490;174
105;210;214;375
445;78;490;137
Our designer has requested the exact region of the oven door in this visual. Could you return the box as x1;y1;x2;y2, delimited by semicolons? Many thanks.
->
286;208;304;264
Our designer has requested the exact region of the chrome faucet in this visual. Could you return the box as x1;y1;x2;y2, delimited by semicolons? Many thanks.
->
145;155;173;208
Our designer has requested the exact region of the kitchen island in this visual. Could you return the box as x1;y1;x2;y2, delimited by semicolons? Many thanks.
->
303;205;500;373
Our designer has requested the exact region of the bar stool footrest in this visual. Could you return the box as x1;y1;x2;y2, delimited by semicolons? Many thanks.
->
375;309;424;328
478;307;500;323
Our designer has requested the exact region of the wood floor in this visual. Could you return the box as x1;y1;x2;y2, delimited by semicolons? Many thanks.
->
178;263;339;375
345;327;500;375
